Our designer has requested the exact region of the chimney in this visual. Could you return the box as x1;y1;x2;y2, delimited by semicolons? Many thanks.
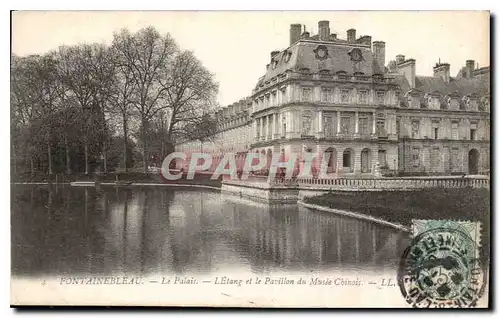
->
433;62;450;83
347;29;356;42
465;59;475;78
373;41;386;71
270;50;280;59
396;54;405;64
290;23;302;45
358;35;372;46
396;58;416;88
329;33;337;41
318;20;330;41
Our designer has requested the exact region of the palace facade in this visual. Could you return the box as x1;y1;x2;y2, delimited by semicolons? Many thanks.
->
176;21;490;177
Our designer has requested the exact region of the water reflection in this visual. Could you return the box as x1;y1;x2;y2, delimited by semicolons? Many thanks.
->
11;185;409;277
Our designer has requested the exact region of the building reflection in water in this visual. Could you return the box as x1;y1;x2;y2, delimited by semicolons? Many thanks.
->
11;185;410;278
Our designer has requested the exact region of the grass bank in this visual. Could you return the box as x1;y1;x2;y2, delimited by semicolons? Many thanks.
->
303;188;490;260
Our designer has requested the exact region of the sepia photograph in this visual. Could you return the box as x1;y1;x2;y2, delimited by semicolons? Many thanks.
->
10;10;490;308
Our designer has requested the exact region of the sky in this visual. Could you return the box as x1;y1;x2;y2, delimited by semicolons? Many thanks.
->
12;11;490;107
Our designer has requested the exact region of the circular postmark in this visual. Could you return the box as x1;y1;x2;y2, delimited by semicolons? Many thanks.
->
397;227;486;308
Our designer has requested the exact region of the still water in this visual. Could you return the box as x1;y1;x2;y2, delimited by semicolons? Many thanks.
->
11;185;409;278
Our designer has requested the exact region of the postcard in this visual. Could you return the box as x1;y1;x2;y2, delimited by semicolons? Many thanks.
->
10;10;490;308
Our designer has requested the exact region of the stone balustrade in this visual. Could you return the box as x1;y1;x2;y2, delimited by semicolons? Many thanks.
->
270;175;489;190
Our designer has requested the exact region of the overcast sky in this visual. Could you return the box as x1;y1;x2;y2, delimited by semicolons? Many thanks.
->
12;11;489;107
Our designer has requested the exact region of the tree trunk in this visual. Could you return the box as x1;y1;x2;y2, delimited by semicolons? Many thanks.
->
142;118;148;174
64;133;71;174
30;156;35;176
103;144;108;174
47;141;53;175
122;114;128;173
84;138;89;175
12;144;17;177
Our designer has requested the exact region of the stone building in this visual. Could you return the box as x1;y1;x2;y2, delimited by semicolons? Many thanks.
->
175;21;490;177
175;98;253;171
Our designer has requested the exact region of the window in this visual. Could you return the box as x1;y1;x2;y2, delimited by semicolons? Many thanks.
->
412;147;420;167
321;88;332;103
431;147;440;168
301;87;312;102
376;91;386;104
341;89;351;103
343;151;352;168
396;118;401;136
359;117;369;136
470;129;476;140
378;150;387;167
302;115;311;135
280;88;287;104
451;148;459;170
376;120;386;137
340;116;352;135
451;122;459;140
324;116;334;136
358;90;368;104
434;127;439;140
411;120;420;138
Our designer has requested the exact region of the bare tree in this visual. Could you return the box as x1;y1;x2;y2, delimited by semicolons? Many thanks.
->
161;50;219;151
112;27;178;173
11;53;60;175
109;46;137;172
57;44;110;174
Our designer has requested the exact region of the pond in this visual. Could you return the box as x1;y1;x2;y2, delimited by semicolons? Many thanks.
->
11;185;410;278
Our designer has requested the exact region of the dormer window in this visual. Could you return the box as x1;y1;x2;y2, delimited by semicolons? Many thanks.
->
271;59;278;70
283;51;292;63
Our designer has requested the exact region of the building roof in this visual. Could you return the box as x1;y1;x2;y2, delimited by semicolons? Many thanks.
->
391;70;490;97
257;40;375;85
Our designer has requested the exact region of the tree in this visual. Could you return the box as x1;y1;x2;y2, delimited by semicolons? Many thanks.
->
161;50;219;150
112;27;178;173
57;44;111;174
11;53;60;175
109;46;137;172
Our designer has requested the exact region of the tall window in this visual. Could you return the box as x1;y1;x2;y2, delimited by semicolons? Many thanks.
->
434;127;439;140
451;148;459;170
378;150;387;167
341;116;352;135
282;116;286;136
301;87;312;102
324;116;333;136
431;147;440;168
358;90;368;104
376;119;386;136
451;122;459;140
280;88;287;104
321;88;332;103
411;120;420;138
302;114;311;135
412;147;420;167
341;89;351;103
396;118;401;136
359;117;369;136
470;129;476;140
376;91;385;105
